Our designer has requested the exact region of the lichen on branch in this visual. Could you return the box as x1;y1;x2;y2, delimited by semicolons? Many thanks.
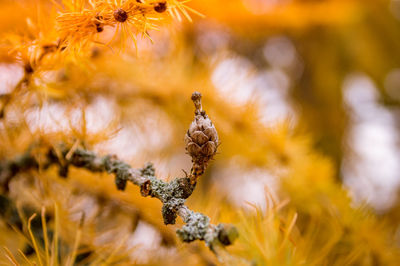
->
0;92;237;253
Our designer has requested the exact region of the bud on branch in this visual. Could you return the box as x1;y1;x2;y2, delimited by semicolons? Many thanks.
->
185;92;219;184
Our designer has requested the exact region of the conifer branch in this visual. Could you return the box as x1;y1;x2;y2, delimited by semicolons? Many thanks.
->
0;92;238;253
0;146;237;251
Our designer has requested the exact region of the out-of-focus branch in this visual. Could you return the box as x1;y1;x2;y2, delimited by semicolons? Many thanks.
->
0;92;238;253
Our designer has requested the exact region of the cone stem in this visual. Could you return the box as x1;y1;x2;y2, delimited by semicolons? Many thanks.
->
191;91;202;113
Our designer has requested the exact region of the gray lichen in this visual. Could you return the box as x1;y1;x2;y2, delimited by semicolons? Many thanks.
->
177;210;210;242
162;198;186;225
140;162;155;176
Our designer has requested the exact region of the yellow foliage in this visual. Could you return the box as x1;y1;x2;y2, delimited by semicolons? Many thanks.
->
0;0;400;265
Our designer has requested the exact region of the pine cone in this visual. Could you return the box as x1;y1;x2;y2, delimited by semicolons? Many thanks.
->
185;92;218;181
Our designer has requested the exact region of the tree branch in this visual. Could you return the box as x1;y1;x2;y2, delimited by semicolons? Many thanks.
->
0;146;237;251
0;92;238;253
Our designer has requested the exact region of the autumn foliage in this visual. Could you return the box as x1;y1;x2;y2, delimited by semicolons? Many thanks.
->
0;0;400;265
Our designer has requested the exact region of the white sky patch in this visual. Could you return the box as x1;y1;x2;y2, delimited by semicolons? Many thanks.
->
24;96;117;134
196;21;231;56
342;73;400;211
128;221;162;263
212;55;257;105
255;68;295;125
213;158;279;212
264;36;297;69
263;35;304;80
98;103;173;162
24;102;69;133
211;53;295;126
0;63;24;94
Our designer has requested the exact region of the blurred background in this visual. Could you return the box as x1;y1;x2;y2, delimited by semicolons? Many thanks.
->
1;0;400;264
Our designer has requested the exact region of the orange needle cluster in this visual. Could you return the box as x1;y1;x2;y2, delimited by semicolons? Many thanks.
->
3;0;201;75
56;0;201;52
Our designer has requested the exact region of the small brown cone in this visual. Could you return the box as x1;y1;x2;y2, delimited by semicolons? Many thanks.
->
185;92;218;183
